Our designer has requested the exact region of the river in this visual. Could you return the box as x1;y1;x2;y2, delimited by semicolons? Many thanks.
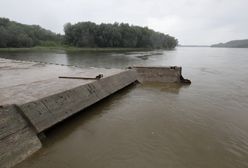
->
1;47;248;168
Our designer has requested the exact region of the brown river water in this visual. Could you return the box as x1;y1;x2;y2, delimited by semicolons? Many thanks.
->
1;47;248;168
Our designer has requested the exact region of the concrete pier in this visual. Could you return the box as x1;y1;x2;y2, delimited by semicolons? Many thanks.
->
0;58;186;168
0;58;137;168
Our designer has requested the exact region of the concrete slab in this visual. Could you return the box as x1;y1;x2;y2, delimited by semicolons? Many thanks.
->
0;58;126;105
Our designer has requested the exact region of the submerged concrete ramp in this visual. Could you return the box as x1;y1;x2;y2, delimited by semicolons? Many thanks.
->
0;58;188;168
0;58;137;168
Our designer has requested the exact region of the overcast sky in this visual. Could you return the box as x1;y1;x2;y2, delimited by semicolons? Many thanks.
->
0;0;247;45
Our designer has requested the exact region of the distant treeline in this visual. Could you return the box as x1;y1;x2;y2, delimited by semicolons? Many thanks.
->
0;17;178;49
0;18;61;48
64;22;178;49
211;39;248;48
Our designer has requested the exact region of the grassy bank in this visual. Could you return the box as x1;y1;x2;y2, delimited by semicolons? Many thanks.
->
0;46;153;52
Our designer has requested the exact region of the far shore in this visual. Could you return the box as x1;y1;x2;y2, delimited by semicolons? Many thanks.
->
0;46;155;52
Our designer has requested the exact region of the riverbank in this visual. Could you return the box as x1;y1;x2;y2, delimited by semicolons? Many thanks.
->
0;46;153;53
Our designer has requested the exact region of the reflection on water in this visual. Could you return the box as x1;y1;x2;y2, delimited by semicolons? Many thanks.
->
1;47;248;168
141;82;187;94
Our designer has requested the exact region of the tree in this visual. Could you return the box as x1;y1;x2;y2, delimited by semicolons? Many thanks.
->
64;21;178;49
0;17;61;48
0;17;178;49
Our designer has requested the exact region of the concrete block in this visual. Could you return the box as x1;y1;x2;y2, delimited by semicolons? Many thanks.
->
0;105;41;168
133;66;181;83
